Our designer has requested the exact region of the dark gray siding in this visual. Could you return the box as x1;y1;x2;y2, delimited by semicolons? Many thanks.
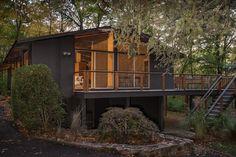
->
31;36;74;97
149;54;174;89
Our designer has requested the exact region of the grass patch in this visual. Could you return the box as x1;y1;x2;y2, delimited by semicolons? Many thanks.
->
209;142;236;156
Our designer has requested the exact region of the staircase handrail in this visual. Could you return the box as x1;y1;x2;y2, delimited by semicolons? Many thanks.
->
205;76;236;117
190;75;222;114
201;75;223;101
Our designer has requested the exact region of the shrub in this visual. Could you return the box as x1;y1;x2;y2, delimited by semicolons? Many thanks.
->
11;64;65;131
209;113;236;138
98;107;160;144
184;109;208;140
167;96;185;112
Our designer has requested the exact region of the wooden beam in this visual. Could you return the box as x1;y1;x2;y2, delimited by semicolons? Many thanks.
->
107;32;114;88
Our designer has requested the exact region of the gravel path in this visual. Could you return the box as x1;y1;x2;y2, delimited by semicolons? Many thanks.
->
0;104;121;157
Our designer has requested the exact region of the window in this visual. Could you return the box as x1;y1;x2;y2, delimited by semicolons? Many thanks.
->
117;43;149;88
74;32;114;90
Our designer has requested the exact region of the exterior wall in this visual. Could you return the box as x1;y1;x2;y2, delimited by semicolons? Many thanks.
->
31;36;75;97
149;54;174;89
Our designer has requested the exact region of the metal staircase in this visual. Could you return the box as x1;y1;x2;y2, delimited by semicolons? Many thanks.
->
205;76;236;119
191;75;236;119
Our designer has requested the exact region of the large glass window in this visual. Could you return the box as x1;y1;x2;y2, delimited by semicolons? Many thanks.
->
117;44;149;88
74;32;114;90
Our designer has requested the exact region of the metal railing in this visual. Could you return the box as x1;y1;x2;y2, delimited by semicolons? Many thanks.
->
205;75;236;117
74;70;151;91
190;76;222;114
74;70;230;92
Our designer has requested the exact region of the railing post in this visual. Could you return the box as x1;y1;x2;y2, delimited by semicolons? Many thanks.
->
73;73;75;91
115;71;118;90
83;71;89;91
201;75;203;89
140;73;144;91
83;71;86;91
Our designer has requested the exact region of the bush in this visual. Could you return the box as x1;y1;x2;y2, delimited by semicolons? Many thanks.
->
167;96;185;112
184;109;208;140
209;113;236;138
11;64;65;131
98;107;160;144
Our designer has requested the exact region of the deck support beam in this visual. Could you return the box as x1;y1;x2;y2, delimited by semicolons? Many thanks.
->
157;97;165;131
164;96;167;116
185;95;194;113
189;95;194;111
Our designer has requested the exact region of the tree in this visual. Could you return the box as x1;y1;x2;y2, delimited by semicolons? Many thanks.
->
110;0;236;74
57;0;110;30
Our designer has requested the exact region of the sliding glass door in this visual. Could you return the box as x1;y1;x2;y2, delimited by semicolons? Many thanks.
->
118;53;149;88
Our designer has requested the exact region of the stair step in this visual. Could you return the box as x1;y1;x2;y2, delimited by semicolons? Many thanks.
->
208;113;219;117
207;117;215;120
211;109;221;113
222;95;233;98
212;106;224;109
216;102;229;105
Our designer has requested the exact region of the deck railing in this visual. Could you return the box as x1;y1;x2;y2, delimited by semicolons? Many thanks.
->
74;70;232;91
74;70;150;91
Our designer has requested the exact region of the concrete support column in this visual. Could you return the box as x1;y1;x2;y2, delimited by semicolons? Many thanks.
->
157;97;165;131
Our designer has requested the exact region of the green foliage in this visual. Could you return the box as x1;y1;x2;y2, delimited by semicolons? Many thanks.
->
210;142;236;156
111;1;236;74
184;109;208;140
209;113;236;138
167;96;185;112
185;108;236;140
11;64;65;131
98;107;160;144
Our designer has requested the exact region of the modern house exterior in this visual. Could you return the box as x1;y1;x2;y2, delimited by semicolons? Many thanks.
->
1;27;235;130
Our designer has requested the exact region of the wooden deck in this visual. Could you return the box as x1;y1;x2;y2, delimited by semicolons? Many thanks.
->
74;70;233;95
75;89;214;98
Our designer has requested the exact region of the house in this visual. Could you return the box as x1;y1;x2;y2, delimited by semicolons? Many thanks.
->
0;27;235;130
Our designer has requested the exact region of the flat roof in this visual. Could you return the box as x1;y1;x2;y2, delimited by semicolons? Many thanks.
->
17;26;112;44
2;26;112;64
